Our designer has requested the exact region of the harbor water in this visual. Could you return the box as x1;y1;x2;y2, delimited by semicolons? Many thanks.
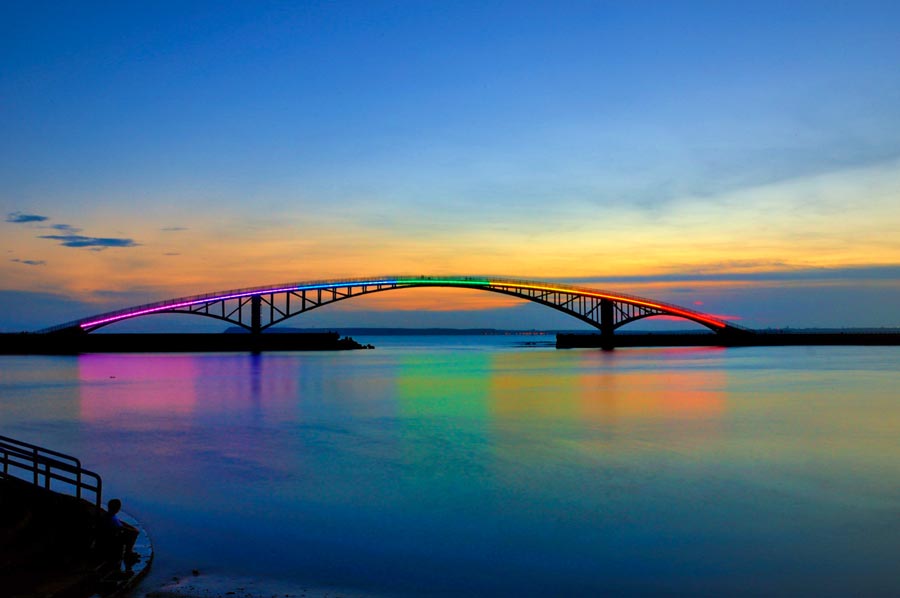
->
1;338;898;596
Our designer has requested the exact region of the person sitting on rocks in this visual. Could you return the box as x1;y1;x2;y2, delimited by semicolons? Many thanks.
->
99;498;140;566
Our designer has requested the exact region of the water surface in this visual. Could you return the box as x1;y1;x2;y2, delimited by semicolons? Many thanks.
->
1;341;898;596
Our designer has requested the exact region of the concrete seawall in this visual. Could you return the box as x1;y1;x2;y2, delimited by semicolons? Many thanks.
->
0;332;370;354
556;331;900;348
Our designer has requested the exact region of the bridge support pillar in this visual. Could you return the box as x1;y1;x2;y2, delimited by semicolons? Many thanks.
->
250;295;261;335
600;299;614;349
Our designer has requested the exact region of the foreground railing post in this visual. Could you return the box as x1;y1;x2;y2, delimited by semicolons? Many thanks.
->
2;436;104;507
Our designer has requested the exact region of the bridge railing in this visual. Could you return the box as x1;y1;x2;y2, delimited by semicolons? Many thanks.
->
481;276;751;331
36;274;749;333
0;435;103;507
36;275;420;333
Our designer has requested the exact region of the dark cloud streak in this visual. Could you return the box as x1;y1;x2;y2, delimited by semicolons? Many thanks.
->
10;258;46;266
39;234;139;249
8;213;140;250
49;223;82;233
6;212;48;223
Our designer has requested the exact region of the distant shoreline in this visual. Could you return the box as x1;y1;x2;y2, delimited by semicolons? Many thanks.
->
225;326;558;336
248;326;900;336
2;328;899;354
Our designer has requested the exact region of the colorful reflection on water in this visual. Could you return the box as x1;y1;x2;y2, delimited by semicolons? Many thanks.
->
1;343;898;596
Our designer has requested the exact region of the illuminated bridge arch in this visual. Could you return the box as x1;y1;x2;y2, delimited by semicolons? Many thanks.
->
41;275;749;337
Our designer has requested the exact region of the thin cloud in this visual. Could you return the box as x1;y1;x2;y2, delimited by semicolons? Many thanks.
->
555;265;900;285
161;226;188;232
8;213;140;250
6;212;48;223
49;223;82;233
10;258;46;266
39;234;139;249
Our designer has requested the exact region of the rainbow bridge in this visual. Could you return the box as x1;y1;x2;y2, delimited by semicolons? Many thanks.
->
41;275;749;338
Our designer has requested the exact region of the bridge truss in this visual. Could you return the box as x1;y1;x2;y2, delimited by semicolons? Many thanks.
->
41;276;749;338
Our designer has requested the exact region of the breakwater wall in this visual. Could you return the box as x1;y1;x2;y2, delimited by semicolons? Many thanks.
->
0;332;369;354
556;331;900;349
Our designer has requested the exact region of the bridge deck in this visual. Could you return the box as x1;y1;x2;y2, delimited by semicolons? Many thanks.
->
38;275;749;336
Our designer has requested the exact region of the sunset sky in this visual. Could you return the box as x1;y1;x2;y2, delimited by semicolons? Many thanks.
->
2;1;899;331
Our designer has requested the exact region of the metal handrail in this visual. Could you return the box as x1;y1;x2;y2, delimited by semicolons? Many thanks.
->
0;435;103;507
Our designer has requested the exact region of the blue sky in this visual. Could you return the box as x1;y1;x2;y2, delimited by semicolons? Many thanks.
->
2;1;899;331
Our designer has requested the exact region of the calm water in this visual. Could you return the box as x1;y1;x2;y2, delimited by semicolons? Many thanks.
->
1;339;898;596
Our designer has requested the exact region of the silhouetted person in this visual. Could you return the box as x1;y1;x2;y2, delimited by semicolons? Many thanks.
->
99;498;139;569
